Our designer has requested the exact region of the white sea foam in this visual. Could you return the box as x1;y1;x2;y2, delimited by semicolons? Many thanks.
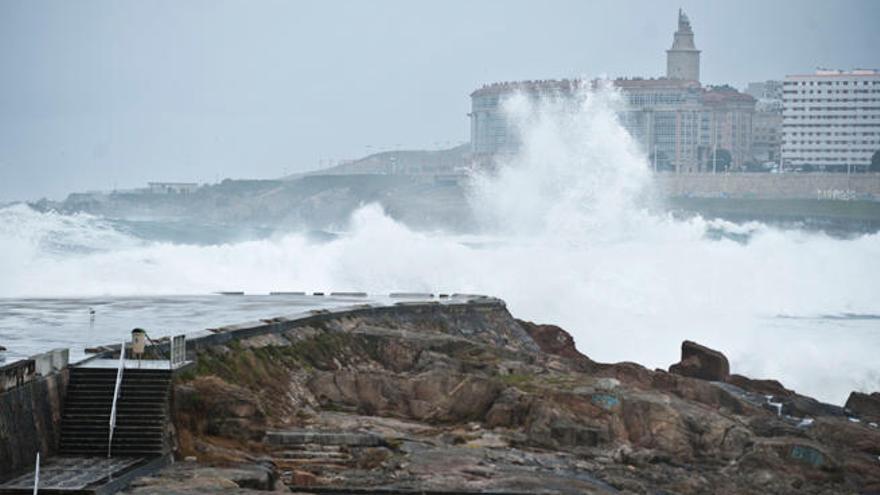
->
1;85;879;404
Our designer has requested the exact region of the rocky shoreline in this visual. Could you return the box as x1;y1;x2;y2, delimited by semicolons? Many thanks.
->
121;302;880;494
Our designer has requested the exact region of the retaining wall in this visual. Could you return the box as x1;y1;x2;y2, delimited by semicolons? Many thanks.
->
657;173;880;201
182;295;508;356
0;349;69;480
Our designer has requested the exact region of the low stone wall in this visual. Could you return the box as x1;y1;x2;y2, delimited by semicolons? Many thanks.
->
0;349;69;480
657;173;880;201
183;296;516;357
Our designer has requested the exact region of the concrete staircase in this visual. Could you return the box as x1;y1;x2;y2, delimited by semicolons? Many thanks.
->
60;367;171;457
265;430;380;486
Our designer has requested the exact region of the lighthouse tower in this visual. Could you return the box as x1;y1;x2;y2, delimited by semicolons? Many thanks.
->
666;9;700;82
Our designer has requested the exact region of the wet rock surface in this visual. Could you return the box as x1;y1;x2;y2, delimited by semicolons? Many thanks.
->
123;303;880;494
846;391;880;423
668;340;730;381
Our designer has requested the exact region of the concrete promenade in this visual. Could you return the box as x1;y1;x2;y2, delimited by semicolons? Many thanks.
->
656;172;880;201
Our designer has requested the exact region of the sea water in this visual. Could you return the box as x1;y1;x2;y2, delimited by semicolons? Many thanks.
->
1;85;878;405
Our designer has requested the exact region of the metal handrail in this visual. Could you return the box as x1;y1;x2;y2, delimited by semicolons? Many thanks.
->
107;342;125;458
142;331;169;361
170;335;186;369
32;452;39;495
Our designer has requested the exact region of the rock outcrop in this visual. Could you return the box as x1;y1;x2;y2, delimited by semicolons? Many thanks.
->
846;391;880;423
124;303;880;494
668;340;730;381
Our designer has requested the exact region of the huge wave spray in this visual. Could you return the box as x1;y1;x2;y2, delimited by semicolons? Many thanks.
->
2;84;879;404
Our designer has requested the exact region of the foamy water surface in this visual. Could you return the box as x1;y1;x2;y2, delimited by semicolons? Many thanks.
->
1;85;878;405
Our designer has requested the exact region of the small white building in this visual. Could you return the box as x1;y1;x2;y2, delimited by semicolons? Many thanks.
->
147;182;200;194
782;69;880;171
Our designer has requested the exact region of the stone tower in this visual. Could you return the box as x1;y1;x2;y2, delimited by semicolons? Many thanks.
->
666;9;700;82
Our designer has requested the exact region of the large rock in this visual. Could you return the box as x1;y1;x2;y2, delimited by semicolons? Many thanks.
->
517;320;593;365
845;391;880;421
307;369;502;423
725;374;794;398
669;340;730;382
174;376;267;443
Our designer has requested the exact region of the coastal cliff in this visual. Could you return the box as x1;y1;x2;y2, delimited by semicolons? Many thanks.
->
123;301;880;494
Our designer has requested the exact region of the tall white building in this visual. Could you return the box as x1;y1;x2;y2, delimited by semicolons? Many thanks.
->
782;69;880;171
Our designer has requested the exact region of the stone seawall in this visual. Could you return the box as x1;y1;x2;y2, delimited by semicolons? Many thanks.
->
657;173;880;201
0;349;68;480
181;296;519;357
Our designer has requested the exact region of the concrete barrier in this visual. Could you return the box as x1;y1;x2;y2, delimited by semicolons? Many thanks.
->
657;173;880;201
183;296;504;355
0;348;68;394
0;349;69;480
389;292;434;298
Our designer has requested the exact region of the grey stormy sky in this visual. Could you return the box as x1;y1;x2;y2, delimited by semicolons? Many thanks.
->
1;0;878;201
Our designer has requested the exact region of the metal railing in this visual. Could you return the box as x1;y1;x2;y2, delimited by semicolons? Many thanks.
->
107;342;125;458
32;452;39;494
142;331;168;362
170;335;186;369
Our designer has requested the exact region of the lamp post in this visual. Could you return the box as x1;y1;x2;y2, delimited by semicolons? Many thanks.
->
712;144;717;174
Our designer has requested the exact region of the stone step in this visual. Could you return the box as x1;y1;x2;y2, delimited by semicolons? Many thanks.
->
67;384;170;391
70;372;172;383
265;430;385;447
62;416;163;424
64;397;169;406
60;439;163;446
61;447;165;456
70;377;172;384
276;458;352;468
66;390;169;398
61;439;164;447
61;367;173;458
65;398;168;405
69;376;172;384
63;406;167;414
61;424;164;432
63;415;165;424
64;395;169;404
275;443;348;452
277;450;352;460
72;368;173;375
71;372;173;379
64;397;166;411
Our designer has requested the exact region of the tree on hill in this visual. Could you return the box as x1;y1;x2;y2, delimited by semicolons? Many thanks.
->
871;150;880;172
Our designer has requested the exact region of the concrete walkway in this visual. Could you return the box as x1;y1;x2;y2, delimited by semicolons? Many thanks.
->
0;456;166;494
